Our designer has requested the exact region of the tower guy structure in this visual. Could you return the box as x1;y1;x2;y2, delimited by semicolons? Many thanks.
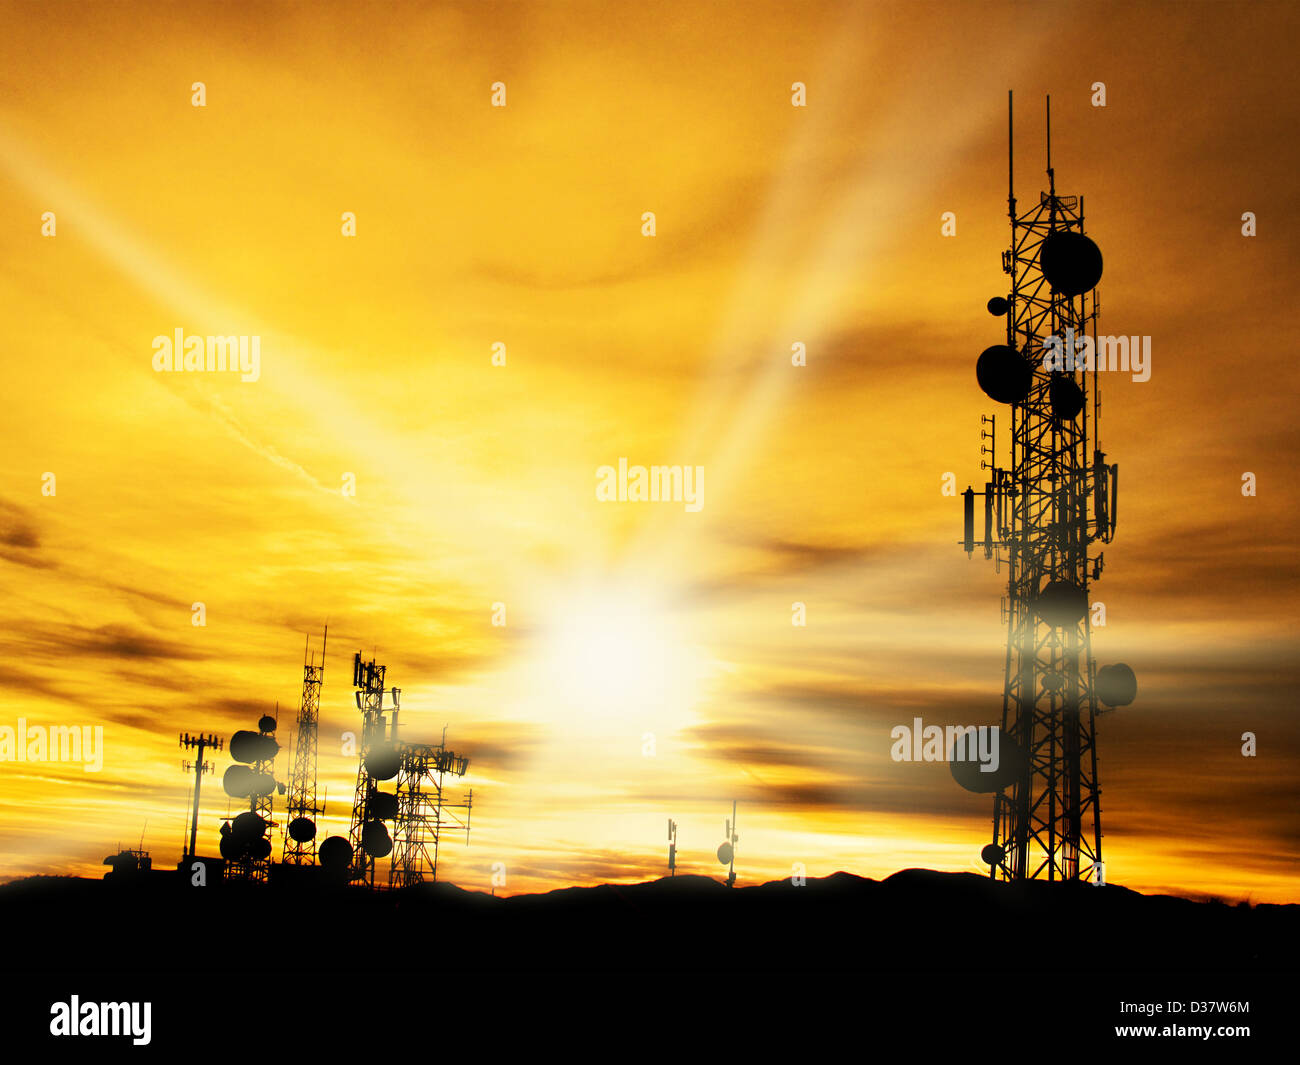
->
283;629;327;865
961;92;1136;883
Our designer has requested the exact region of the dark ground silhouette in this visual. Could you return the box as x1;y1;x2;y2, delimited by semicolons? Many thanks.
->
1;867;1293;973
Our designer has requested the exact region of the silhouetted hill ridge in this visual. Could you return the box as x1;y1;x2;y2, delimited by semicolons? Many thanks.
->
1;868;1292;972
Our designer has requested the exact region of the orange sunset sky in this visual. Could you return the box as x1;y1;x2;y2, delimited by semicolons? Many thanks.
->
0;0;1297;902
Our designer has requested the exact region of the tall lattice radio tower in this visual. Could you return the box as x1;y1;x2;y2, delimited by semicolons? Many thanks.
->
960;92;1136;883
282;628;327;865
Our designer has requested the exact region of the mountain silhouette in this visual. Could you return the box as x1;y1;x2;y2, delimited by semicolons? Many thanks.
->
2;867;1290;972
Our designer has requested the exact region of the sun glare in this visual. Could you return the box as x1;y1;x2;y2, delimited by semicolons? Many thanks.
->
533;579;710;733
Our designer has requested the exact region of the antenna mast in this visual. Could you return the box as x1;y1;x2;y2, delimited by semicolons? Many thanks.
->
348;652;394;887
283;627;327;865
1008;90;1015;217
716;801;738;887
1046;94;1054;193
344;652;474;888
962;92;1135;883
179;732;222;860
391;737;471;888
221;712;282;882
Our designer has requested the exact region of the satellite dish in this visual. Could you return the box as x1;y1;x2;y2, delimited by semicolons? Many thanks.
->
950;727;1025;793
1049;376;1085;420
230;730;279;764
231;811;266;846
980;843;1005;866
257;715;277;734
288;817;316;843
716;842;733;865
986;296;1009;316
1035;581;1087;627
1096;663;1137;707
219;834;237;860
976;345;1033;404
252;836;273;860
369;792;399;820
318;835;353;870
223;764;254;798
1040;230;1103;297
1042;671;1065;693
365;744;401;781
362;820;392;858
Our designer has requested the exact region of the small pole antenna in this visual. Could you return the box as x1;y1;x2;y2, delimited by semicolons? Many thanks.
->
179;731;223;859
1046;94;1055;195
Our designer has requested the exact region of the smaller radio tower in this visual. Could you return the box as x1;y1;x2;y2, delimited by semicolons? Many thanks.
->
390;730;472;888
716;801;738;887
179;732;222;859
343;651;477;888
667;818;677;877
283;628;327;865
220;713;282;882
347;652;401;887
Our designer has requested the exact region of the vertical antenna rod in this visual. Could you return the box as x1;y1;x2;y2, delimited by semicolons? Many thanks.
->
1046;94;1055;195
1008;89;1014;210
726;800;737;888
